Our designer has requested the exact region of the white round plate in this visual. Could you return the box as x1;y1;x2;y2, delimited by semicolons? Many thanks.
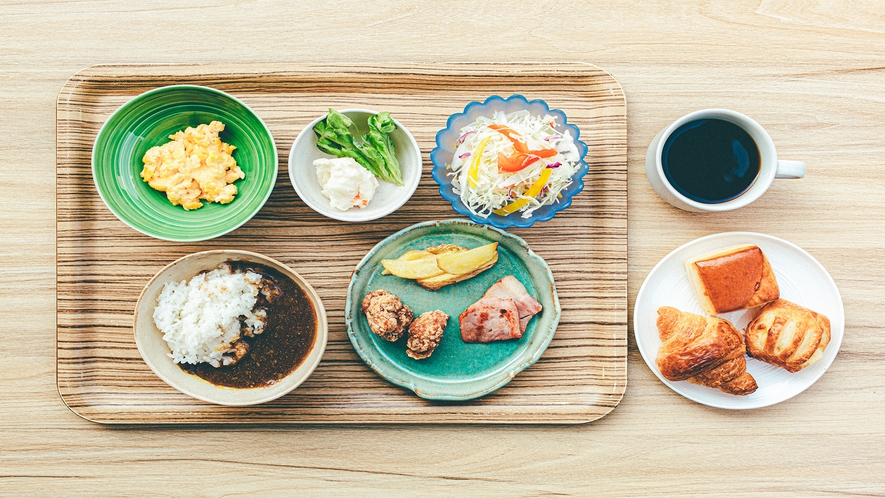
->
634;232;844;409
287;109;421;222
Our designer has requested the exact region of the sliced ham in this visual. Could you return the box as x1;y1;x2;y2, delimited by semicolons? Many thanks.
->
458;276;544;343
459;297;521;343
481;276;542;332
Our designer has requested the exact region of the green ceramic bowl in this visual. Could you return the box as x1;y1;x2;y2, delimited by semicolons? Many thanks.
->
345;219;561;401
92;85;278;242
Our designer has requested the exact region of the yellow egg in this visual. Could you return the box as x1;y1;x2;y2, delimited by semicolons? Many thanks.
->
140;121;243;210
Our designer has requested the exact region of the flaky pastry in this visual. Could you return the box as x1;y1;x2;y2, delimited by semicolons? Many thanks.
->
745;299;831;372
656;306;757;395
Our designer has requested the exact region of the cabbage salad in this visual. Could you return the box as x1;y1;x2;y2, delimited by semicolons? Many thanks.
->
448;110;581;219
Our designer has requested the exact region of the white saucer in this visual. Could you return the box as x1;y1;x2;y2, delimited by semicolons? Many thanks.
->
634;232;844;409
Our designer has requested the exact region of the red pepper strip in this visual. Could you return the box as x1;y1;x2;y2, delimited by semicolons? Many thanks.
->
488;124;557;158
488;124;529;153
530;148;558;158
497;152;541;173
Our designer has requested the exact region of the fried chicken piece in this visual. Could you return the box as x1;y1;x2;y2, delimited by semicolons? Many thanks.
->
361;289;414;341
407;310;448;360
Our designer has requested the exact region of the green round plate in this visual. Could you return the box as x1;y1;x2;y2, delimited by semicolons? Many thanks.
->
345;219;561;400
92;85;278;242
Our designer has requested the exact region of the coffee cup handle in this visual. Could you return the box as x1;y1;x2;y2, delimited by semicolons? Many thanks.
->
775;160;806;179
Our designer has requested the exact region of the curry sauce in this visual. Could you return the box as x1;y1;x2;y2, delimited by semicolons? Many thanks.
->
179;261;317;388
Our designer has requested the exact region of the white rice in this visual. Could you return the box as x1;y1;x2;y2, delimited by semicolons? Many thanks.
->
153;264;266;367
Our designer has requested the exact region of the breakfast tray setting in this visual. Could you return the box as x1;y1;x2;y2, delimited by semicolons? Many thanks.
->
56;63;627;424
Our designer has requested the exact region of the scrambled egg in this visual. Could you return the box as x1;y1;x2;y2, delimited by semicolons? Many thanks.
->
140;121;244;210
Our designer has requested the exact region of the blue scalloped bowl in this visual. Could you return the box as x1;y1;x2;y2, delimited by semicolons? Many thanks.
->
431;95;589;229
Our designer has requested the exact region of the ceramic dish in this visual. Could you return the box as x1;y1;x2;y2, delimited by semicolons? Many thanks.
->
288;109;422;222
634;232;844;409
344;219;561;400
92;85;277;242
430;94;588;229
134;250;327;406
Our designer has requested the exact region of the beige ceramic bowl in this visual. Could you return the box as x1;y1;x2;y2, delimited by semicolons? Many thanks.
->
134;250;327;406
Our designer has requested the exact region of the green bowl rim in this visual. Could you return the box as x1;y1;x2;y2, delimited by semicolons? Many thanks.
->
90;84;279;242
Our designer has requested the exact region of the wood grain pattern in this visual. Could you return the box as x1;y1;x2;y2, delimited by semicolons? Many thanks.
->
5;1;885;494
56;63;627;424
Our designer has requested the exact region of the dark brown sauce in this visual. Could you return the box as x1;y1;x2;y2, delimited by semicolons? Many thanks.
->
179;261;317;388
662;118;760;203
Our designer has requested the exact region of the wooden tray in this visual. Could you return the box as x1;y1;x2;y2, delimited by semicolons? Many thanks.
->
56;63;627;424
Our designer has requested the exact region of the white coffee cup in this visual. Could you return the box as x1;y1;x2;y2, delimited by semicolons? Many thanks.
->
645;109;806;212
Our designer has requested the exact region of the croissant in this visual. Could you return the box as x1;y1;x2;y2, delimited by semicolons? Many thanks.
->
745;299;831;372
655;306;757;395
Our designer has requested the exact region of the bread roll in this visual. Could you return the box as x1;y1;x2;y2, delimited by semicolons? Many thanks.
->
745;299;831;372
684;244;779;315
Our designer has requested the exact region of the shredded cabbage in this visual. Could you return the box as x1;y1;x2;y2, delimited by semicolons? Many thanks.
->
448;110;581;218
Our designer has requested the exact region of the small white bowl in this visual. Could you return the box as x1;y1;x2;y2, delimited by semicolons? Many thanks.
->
288;109;422;222
134;250;328;406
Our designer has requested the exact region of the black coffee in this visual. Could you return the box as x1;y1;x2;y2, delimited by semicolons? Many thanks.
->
661;118;760;203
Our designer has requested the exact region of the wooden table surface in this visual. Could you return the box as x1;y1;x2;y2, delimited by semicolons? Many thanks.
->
2;1;883;495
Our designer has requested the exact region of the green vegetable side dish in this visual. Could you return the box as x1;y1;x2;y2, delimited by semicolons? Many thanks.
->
313;109;404;186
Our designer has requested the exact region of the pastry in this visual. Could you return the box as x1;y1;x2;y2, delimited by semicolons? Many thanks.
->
684;244;779;315
655;306;757;395
745;299;831;372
